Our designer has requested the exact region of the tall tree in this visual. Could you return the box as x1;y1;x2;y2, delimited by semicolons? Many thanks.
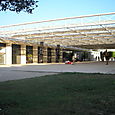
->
0;0;38;13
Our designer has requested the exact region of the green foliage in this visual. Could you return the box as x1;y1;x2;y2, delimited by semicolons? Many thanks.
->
0;0;38;13
107;51;115;58
0;73;115;115
112;52;115;57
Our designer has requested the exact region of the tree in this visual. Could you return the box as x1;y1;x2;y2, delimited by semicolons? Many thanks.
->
0;0;38;13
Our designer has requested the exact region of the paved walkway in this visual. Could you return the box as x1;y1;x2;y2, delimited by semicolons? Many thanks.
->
0;61;115;82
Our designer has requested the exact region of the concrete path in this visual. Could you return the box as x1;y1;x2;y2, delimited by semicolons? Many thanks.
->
0;62;115;82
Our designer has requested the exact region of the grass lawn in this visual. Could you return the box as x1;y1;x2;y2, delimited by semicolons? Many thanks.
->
0;72;115;115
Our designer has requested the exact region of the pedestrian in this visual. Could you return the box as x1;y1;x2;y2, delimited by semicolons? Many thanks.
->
104;50;110;65
72;55;76;65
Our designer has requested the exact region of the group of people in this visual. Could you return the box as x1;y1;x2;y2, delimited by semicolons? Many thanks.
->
65;50;111;65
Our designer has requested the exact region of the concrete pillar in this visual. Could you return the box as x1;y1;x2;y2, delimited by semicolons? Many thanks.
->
6;43;12;65
60;49;63;63
33;45;38;64
52;48;56;63
56;45;60;63
43;47;47;63
20;44;26;64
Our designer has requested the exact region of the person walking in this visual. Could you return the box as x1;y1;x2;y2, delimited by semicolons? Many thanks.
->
72;55;76;65
104;50;110;65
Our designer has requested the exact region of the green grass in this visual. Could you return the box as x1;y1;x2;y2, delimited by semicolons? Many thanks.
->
0;72;115;115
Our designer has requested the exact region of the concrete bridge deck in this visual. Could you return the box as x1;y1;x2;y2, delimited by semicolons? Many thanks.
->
0;61;115;82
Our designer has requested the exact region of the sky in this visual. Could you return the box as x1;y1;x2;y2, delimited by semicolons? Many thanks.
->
0;0;115;26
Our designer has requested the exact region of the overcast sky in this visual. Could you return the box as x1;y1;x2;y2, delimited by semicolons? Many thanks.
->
0;0;115;26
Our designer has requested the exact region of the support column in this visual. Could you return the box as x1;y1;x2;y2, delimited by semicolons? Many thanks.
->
52;48;56;63
56;45;60;63
20;44;26;64
6;43;12;65
33;45;38;64
60;49;63;63
43;47;47;63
